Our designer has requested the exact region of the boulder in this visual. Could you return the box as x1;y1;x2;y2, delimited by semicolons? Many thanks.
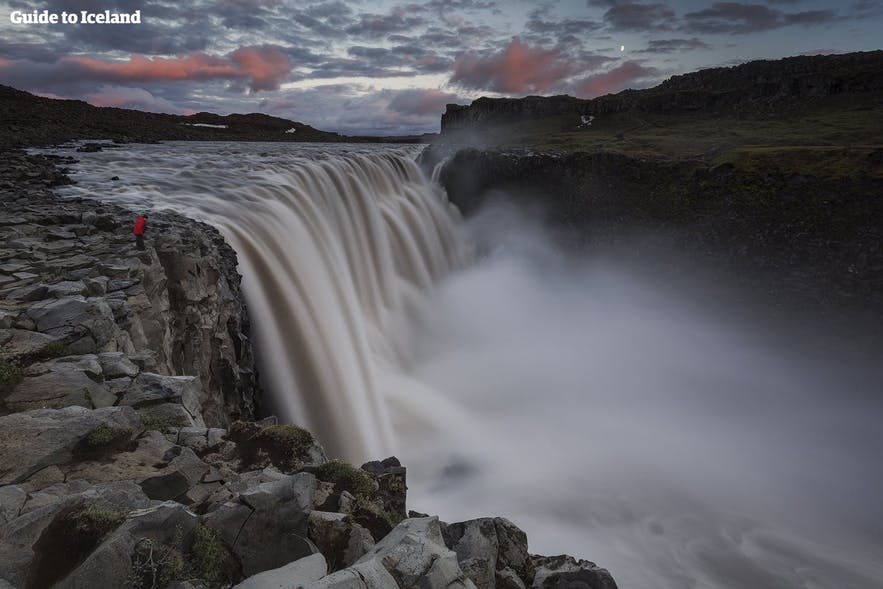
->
443;516;531;588
120;373;204;427
55;501;198;589
0;328;66;360
307;511;374;572
530;555;618;589
444;518;499;589
26;296;117;351
7;355;108;412
204;473;318;577
0;481;151;588
0;406;141;485
233;553;327;589
45;281;87;298
354;517;475;588
97;352;139;379
311;557;398;589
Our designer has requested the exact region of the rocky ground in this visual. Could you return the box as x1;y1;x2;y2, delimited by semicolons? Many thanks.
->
0;150;617;589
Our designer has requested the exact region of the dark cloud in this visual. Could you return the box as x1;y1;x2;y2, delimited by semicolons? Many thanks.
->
344;9;427;38
525;8;604;37
387;88;465;116
600;2;677;31
684;2;838;34
29;0;214;54
636;38;711;53
572;60;659;98
449;37;573;94
851;0;883;17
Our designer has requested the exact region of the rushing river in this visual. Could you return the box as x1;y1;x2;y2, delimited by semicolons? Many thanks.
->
45;141;883;589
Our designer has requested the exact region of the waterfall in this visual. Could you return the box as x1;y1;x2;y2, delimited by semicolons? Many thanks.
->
52;143;469;461
212;152;468;460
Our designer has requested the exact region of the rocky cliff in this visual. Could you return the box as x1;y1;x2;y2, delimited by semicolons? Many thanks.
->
424;146;883;317
0;151;618;589
440;50;883;133
0;151;259;426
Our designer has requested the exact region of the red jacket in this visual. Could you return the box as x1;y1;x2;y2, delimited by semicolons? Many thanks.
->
133;216;146;235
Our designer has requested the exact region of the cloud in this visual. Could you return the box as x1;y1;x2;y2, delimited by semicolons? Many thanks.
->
449;37;573;94
228;46;292;91
573;60;659;98
600;2;676;31
387;89;465;116
85;85;182;112
683;2;838;34
344;9;427;38
0;46;292;93
636;38;712;53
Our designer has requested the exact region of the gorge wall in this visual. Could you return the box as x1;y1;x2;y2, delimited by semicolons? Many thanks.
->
0;151;259;426
425;147;883;316
441;50;883;133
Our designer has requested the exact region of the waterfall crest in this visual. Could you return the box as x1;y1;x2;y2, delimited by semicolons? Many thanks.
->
213;152;468;460
53;144;468;461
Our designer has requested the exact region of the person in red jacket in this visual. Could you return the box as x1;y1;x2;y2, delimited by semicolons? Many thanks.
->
133;213;147;250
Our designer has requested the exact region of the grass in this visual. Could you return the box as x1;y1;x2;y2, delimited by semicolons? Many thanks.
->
316;459;376;498
35;341;68;360
466;91;883;179
127;525;237;589
190;526;236;588
140;415;177;432
230;421;317;472
83;425;133;448
0;358;23;389
254;424;315;471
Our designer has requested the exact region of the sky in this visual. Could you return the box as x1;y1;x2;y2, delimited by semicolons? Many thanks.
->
1;0;881;135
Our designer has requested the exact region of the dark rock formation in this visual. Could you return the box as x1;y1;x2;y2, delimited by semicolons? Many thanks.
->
427;146;883;314
0;150;259;425
441;51;883;133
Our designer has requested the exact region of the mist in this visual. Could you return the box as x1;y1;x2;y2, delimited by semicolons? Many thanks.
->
391;198;883;588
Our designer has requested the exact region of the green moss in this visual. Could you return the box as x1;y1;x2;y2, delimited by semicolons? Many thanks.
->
0;358;23;389
127;537;187;589
140;415;176;432
316;460;376;498
36;341;67;360
77;504;126;531
84;425;133;448
190;526;238;588
254;424;314;471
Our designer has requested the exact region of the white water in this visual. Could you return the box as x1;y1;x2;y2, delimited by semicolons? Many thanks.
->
49;142;883;589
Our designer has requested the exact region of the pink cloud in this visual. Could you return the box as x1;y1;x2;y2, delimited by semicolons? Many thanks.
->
573;61;659;98
0;46;291;93
450;37;573;95
228;46;292;91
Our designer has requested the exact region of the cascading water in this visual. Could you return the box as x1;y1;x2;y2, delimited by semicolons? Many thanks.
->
49;142;883;589
52;142;469;461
